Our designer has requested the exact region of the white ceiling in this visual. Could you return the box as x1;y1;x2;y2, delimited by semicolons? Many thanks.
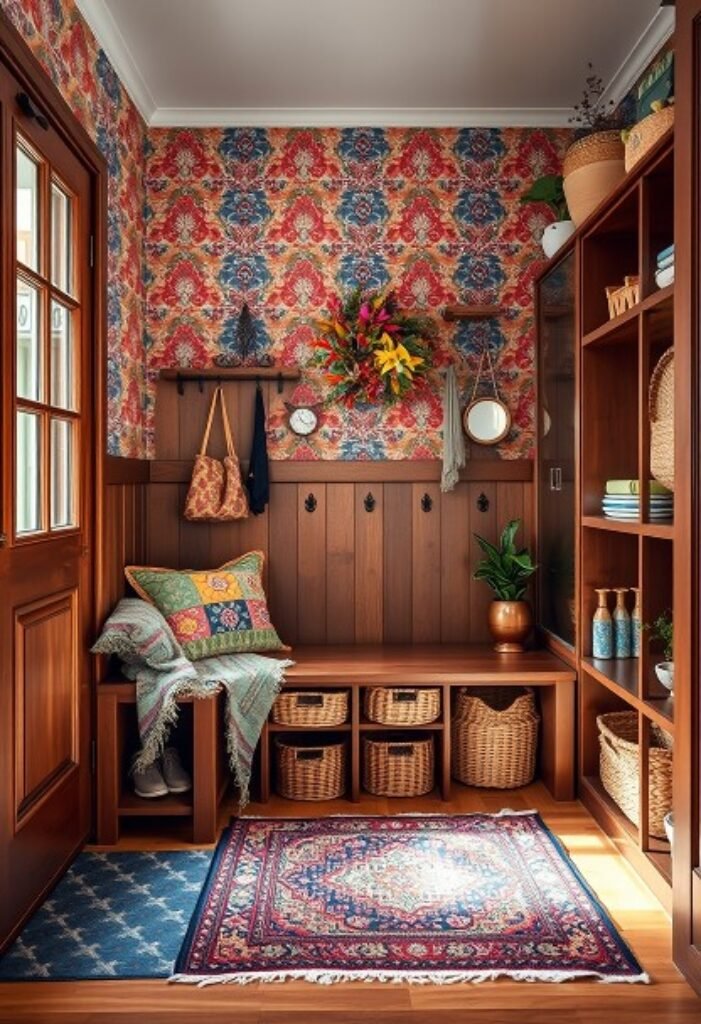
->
76;0;673;127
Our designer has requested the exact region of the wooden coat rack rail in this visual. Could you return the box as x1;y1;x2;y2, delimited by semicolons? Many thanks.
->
160;366;301;395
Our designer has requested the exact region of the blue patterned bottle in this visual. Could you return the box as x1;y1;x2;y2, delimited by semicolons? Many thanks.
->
630;587;642;658
613;588;631;659
593;589;613;659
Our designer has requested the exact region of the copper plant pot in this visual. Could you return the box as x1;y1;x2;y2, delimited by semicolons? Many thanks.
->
488;600;533;653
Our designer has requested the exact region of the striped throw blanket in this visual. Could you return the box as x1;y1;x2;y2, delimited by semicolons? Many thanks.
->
93;599;293;807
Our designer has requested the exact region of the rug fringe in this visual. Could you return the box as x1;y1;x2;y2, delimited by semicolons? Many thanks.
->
169;968;650;987
239;809;541;821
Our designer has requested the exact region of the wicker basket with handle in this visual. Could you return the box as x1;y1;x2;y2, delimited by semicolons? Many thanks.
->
649;347;674;492
275;735;347;801
597;711;672;838
272;690;349;728
451;687;539;789
364;686;441;726
625;105;675;172
362;734;434;797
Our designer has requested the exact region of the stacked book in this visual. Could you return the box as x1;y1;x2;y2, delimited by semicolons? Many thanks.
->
602;479;673;522
655;244;674;289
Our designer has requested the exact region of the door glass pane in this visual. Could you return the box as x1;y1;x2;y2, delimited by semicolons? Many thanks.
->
51;301;74;409
17;278;42;402
16;146;39;271
50;418;74;529
16;411;42;534
51;183;72;294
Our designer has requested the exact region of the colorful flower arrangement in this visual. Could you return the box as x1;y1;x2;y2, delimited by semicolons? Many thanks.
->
314;289;434;405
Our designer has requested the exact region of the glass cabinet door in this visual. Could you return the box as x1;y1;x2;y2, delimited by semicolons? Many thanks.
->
538;250;576;648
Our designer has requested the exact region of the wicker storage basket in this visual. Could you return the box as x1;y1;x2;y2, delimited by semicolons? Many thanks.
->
451;687;539;789
597;711;673;838
364;686;440;726
275;735;346;801
272;689;349;728
625;105;675;172
363;734;434;797
650;347;674;492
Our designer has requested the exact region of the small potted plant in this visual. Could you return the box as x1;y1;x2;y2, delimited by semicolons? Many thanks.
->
520;174;575;258
646;610;674;694
473;519;537;653
563;63;626;227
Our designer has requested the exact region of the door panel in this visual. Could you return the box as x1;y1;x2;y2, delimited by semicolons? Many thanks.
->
15;591;78;818
0;53;94;946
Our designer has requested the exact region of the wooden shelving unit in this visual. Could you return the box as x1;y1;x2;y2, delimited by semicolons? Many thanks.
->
576;133;675;909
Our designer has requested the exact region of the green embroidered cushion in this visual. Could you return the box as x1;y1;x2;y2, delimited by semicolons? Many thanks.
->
124;550;286;660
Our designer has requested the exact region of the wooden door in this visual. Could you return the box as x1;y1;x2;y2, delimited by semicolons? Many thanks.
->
0;62;94;946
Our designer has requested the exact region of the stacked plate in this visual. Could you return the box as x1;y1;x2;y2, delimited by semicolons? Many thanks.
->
601;493;674;521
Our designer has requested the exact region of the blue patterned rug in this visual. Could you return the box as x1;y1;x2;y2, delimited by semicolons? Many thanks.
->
0;850;211;979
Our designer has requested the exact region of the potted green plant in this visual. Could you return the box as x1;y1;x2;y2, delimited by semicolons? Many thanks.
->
645;610;674;694
563;63;626;227
473;519;537;653
520;174;575;258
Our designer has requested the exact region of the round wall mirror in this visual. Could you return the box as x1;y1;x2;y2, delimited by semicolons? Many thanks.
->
463;398;511;445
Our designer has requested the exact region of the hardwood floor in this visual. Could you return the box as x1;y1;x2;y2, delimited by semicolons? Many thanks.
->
0;781;698;1023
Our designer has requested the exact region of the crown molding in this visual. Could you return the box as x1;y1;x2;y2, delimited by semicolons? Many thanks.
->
74;0;156;124
600;5;675;110
149;107;573;129
73;3;672;130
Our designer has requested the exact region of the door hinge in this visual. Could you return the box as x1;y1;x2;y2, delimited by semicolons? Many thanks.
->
89;235;95;269
91;739;96;775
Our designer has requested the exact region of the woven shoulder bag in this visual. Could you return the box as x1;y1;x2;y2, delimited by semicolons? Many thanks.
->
184;386;249;521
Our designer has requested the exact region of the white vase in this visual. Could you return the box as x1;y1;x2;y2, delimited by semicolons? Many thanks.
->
655;661;674;694
542;220;575;259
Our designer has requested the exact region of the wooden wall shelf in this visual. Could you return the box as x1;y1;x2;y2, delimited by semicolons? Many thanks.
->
160;366;301;382
442;304;502;321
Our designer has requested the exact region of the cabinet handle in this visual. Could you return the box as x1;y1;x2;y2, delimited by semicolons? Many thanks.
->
555;467;563;491
549;468;557;491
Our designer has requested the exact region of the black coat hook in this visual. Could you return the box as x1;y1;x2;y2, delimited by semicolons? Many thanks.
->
364;492;376;512
421;492;433;512
176;374;184;396
304;493;317;513
477;492;490;512
16;92;48;130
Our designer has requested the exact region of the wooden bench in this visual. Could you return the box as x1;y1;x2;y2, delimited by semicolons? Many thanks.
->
96;645;575;844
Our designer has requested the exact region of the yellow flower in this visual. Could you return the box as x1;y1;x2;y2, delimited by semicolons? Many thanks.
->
374;333;424;378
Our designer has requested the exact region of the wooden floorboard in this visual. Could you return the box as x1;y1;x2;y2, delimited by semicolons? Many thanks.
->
0;782;698;1023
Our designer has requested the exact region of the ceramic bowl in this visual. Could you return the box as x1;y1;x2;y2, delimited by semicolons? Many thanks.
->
655;661;674;693
663;811;674;848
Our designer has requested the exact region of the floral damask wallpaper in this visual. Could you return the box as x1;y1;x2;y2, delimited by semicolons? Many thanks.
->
1;0;147;457
146;126;572;459
3;0;572;460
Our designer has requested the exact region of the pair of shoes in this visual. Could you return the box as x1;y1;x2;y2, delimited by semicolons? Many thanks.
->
132;747;192;799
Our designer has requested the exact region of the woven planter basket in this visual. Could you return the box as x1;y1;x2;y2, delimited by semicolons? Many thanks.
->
272;690;349;728
649;347;674;492
563;131;625;227
364;686;441;726
362;734;434;797
451;687;539;789
625;106;675;172
597;711;673;838
275;735;346;801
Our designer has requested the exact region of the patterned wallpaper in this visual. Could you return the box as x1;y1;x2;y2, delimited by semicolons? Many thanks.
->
1;0;148;458
3;0;573;460
146;127;572;459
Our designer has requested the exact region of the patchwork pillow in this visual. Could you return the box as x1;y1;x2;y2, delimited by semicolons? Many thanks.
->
91;597;194;675
124;551;286;660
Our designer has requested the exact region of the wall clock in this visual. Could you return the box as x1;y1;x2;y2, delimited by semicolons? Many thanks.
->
285;402;322;436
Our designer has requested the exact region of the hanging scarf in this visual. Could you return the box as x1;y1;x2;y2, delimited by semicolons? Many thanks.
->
441;365;466;492
246;385;270;515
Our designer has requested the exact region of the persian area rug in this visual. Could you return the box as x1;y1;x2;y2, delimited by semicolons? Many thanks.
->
173;812;648;985
0;851;211;979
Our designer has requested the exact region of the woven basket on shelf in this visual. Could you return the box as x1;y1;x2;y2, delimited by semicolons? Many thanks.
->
598;711;673;838
272;690;349;728
364;687;441;726
650;347;674;492
362;734;434;797
451;687;539;789
275;735;346;801
625;105;675;172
